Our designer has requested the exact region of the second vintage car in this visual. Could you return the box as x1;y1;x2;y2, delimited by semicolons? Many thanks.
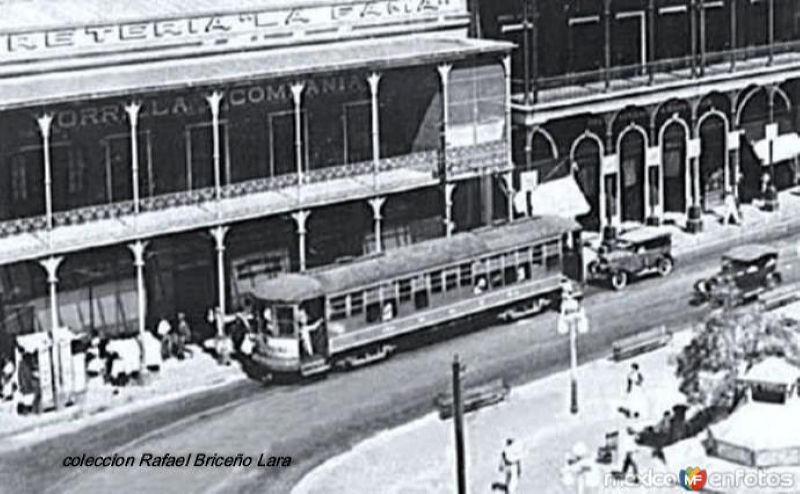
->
587;227;674;290
693;244;782;307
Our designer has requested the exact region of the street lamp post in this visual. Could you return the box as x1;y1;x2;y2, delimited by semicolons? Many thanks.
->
558;286;589;414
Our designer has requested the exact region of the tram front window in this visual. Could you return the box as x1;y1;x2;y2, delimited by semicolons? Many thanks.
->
275;306;296;337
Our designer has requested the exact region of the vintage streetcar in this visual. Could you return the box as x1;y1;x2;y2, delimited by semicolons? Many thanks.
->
587;227;674;290
238;216;583;379
693;244;782;307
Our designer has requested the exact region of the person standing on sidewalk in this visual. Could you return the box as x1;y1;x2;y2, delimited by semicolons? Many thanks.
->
498;438;522;493
626;363;643;394
174;313;193;360
156;316;172;360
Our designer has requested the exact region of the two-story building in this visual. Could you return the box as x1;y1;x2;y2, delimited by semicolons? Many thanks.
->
480;0;800;233
0;0;514;350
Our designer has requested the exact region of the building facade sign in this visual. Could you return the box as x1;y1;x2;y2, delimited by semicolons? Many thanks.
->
0;0;462;59
48;74;366;131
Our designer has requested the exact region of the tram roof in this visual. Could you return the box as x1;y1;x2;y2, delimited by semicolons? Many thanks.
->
247;215;579;302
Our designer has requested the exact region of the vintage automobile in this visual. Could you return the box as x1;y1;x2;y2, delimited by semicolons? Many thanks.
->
693;244;782;306
587;228;674;290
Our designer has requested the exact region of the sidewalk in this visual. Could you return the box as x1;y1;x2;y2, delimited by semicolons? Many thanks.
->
585;188;800;261
0;347;245;452
292;330;699;494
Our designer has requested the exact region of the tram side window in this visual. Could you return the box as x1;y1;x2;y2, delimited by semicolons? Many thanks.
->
398;279;413;303
413;278;429;309
473;261;487;294
351;292;364;316
544;240;562;272
366;301;381;323
430;271;443;294
459;263;472;287
503;252;518;285
531;245;544;270
445;269;459;291
488;256;504;288
330;296;347;321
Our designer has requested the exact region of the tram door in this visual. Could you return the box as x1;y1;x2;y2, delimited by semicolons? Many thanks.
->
298;298;328;361
620;133;645;222
663;125;687;213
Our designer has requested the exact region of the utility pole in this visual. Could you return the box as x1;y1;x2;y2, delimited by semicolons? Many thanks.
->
452;354;467;494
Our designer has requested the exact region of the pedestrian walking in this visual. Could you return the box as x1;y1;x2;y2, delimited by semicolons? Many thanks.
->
626;363;643;394
723;190;740;225
618;425;640;484
1;359;17;413
497;438;522;493
156;316;172;360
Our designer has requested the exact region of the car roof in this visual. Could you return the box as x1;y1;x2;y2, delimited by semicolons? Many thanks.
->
244;215;579;302
723;244;778;262
617;227;672;244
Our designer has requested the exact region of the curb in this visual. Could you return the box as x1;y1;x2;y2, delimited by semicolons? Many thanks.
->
673;214;800;262
0;373;247;446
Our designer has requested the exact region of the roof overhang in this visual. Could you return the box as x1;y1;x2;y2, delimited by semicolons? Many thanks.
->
0;35;513;111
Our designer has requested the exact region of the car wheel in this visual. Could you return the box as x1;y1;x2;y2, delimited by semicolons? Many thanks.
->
611;271;628;290
588;261;600;277
656;257;674;277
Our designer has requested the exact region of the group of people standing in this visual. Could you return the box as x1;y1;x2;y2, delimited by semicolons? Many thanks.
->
156;312;193;361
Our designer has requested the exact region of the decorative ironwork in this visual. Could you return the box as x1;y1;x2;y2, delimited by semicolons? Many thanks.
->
0;143;499;240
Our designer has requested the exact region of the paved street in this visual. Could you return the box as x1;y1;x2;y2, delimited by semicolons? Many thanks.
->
3;232;800;494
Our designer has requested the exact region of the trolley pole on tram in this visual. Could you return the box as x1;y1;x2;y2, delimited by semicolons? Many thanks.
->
452;354;467;494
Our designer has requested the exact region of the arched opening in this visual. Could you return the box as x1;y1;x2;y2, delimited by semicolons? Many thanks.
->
699;115;727;211
619;130;646;223
572;137;601;231
662;123;688;214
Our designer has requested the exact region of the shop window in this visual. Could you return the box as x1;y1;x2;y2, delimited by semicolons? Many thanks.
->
343;101;372;164
270;110;307;178
185;122;230;191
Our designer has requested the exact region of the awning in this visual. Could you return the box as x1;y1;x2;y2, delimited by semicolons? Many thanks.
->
752;133;800;165
515;175;591;219
0;36;513;111
740;357;800;386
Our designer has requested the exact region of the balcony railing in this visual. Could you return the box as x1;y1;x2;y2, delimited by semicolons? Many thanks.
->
0;142;505;240
514;40;800;106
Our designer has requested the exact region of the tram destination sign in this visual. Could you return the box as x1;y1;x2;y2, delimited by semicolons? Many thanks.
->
0;0;463;59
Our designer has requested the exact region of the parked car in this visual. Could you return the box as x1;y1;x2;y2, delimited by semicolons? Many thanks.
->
693;244;782;307
588;228;674;290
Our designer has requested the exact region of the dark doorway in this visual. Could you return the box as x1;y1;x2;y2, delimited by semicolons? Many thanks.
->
662;123;688;213
620;131;646;222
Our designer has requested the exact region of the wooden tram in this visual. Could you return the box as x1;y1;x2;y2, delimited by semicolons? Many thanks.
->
238;216;583;378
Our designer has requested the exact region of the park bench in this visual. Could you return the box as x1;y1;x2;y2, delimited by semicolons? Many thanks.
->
759;282;800;311
611;326;672;362
435;378;509;420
